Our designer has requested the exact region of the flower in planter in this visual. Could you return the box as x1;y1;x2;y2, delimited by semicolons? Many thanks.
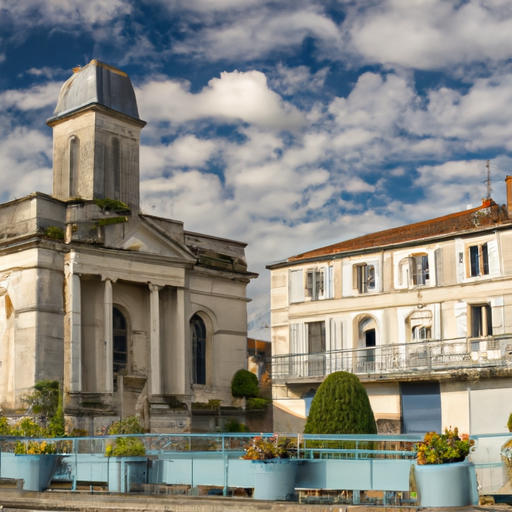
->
416;427;474;465
104;416;146;457
15;439;57;455
242;435;297;460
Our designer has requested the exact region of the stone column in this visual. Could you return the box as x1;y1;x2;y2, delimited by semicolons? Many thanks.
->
104;278;113;393
66;268;82;393
149;284;162;395
482;305;488;337
175;287;187;395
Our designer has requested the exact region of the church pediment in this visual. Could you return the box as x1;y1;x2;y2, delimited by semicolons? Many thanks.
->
121;216;195;261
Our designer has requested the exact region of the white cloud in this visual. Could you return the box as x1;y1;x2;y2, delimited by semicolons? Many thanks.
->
271;63;329;96
0;126;52;199
1;0;132;30
170;4;342;62
346;0;512;70
137;71;305;129
141;136;218;179
0;82;62;111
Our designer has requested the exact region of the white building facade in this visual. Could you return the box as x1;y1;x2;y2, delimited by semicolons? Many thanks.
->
268;187;512;435
0;60;256;433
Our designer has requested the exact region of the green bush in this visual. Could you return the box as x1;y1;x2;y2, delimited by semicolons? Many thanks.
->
105;416;146;457
94;198;129;213
107;416;145;435
23;380;60;421
222;418;249;432
231;369;260;398
246;397;270;410
304;371;377;434
43;226;65;240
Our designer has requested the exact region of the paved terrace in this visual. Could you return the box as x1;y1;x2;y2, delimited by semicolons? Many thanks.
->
0;491;507;512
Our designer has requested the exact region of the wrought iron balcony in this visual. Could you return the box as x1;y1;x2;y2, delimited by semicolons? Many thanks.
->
271;334;512;380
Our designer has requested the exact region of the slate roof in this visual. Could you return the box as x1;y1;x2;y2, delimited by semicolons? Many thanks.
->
48;59;140;122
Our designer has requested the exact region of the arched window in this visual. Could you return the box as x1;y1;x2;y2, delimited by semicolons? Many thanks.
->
190;314;206;385
69;135;80;197
113;307;128;373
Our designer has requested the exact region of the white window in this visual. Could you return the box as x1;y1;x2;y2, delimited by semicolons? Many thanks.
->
306;268;324;300
301;266;334;302
397;254;430;288
412;325;431;342
355;263;375;293
465;239;500;278
468;243;489;277
470;304;492;338
411;254;429;286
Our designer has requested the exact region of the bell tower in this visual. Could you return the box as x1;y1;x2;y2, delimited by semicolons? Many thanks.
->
46;60;146;213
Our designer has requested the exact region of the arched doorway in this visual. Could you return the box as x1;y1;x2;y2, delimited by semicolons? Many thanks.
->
357;316;377;371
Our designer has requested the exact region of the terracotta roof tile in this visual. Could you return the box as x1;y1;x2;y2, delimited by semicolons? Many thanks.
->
288;199;510;262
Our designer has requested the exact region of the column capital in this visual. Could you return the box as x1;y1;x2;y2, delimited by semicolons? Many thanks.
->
148;283;164;292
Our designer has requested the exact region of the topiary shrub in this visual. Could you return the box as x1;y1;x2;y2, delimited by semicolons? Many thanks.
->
231;369;260;398
304;371;377;434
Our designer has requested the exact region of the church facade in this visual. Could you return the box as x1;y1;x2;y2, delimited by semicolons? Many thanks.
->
0;60;256;433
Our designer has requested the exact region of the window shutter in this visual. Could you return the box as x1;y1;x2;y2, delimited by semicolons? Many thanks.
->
291;323;306;354
434;248;443;286
290;324;299;354
316;268;324;299
487;239;500;275
324;265;334;299
305;270;313;298
352;264;359;291
289;269;304;303
454;301;467;338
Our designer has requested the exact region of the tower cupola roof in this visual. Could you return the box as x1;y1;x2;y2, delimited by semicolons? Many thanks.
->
47;59;140;123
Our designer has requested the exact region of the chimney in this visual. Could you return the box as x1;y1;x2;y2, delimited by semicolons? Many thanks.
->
507;176;512;217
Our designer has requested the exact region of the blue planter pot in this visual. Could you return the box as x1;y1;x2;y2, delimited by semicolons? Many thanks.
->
252;459;298;501
15;454;62;492
414;460;478;507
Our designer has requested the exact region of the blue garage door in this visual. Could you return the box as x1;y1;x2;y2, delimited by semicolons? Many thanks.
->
401;382;441;434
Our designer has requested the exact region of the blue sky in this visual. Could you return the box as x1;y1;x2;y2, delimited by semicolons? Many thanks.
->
1;0;512;339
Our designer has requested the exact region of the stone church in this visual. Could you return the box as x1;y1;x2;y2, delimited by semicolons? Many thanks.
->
0;60;256;433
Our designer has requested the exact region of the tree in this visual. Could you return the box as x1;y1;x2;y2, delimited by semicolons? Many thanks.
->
231;369;260;398
304;371;377;434
23;380;59;420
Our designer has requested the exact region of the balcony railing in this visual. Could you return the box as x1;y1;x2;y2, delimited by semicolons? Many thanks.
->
272;334;512;380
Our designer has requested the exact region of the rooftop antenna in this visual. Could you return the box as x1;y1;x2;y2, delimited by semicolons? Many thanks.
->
485;159;492;200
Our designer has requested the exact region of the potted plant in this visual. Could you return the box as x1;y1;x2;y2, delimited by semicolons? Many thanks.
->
104;416;148;492
414;427;477;507
242;435;299;500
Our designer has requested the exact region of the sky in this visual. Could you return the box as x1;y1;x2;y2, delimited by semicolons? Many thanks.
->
1;0;512;340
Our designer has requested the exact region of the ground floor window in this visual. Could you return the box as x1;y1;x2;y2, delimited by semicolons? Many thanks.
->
401;381;441;434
